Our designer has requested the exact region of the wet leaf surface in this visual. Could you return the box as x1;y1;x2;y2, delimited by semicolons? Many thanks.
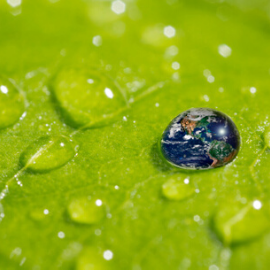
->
1;0;270;269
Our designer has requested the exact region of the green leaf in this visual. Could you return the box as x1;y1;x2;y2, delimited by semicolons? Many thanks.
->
1;0;270;269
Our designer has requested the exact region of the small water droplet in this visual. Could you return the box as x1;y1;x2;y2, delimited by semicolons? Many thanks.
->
103;250;113;260
111;0;126;15
213;201;270;245
163;25;176;38
264;127;270;147
209;265;219;270
0;77;25;129
92;35;102;47
162;178;195;201
20;136;76;172
218;44;232;58
76;247;112;270
67;197;105;224
7;0;21;8
58;231;65;239
171;61;180;70
250;87;257;94
52;68;126;128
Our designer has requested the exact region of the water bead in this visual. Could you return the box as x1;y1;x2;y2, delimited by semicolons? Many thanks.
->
213;201;270;245
52;68;127;128
162;178;195;201
263;126;270;148
67;197;105;225
76;247;111;270
160;108;240;170
20;136;75;172
0;76;25;129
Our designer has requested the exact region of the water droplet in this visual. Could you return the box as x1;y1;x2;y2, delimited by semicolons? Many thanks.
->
264;127;270;147
7;0;21;8
213;201;270;245
52;68;126;128
58;231;65;239
30;208;49;221
103;250;113;260
20;136;76;172
93;35;102;47
162;178;195;201
250;87;257;94
171;61;180;70
160;108;240;170
0;77;25;129
111;0;126;15
218;44;232;58
163;25;176;38
67;197;105;224
76;247;112;270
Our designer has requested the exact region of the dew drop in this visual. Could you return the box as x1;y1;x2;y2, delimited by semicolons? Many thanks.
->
111;0;126;15
52;68;126;128
20;136;76;172
218;44;232;58
162;178;195;201
103;250;113;260
213;201;270;245
67;197;105;225
263;127;270;148
76;247;112;270
0;77;25;129
30;208;50;221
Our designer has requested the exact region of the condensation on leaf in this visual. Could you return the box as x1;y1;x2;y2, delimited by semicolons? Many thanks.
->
263;127;270;148
20;136;76;172
213;200;270;245
0;76;25;129
67;197;105;225
162;178;195;201
52;68;127;128
76;247;113;270
29;208;49;221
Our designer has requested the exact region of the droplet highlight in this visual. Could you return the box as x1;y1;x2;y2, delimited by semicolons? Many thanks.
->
162;178;195;201
0;77;25;129
67;197;105;224
20;136;76;172
52;68;126;128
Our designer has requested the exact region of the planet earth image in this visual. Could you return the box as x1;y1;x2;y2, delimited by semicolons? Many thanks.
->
160;108;241;170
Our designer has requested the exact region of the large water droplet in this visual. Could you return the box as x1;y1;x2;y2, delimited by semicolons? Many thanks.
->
162;177;195;201
77;247;113;270
67;197;105;224
213;200;270;245
0;77;25;129
52;68;127;128
20;136;76;172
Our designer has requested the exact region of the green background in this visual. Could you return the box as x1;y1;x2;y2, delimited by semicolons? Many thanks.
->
1;0;270;269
